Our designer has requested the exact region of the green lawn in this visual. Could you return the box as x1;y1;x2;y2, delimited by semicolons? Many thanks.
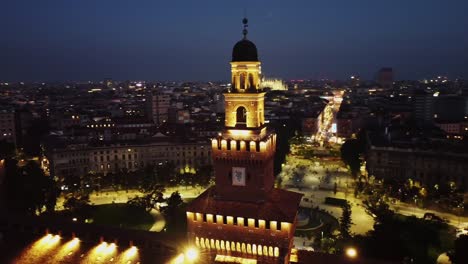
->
90;203;154;231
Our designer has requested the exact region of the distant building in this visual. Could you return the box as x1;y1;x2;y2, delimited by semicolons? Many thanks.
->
434;121;468;138
434;95;467;122
0;109;16;146
377;67;394;89
50;112;82;130
212;93;225;114
413;90;434;125
336;106;369;138
45;136;211;182
349;75;361;87
146;91;170;125
169;108;191;124
367;143;468;191
104;78;113;88
301;111;324;136
260;77;288;91
0;159;5;211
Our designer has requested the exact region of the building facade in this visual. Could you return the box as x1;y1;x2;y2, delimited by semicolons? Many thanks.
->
46;137;211;182
367;145;468;191
187;19;302;264
0;109;16;146
146;91;170;125
413;90;434;125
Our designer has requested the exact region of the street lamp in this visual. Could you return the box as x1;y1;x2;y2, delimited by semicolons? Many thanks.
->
172;247;199;264
185;247;198;262
345;247;358;259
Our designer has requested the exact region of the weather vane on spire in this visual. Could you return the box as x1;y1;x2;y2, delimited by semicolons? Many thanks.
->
242;17;248;39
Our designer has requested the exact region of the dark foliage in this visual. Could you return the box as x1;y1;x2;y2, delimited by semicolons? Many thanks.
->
448;235;468;264
4;159;60;215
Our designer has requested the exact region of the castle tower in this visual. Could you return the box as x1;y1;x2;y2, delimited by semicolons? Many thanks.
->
187;18;302;264
215;17;273;203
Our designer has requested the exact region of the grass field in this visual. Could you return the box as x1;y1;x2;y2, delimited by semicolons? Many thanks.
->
90;203;154;230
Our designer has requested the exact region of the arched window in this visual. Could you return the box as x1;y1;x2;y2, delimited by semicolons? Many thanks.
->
239;73;245;89
249;74;254;89
236;107;247;126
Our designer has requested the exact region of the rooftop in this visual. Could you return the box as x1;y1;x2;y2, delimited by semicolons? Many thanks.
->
187;187;303;223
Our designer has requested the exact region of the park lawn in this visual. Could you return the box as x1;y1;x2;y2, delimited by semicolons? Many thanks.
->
90;203;154;231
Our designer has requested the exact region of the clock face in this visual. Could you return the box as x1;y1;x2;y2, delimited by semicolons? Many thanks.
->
232;167;246;186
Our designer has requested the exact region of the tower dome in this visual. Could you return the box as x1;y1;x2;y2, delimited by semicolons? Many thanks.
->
231;17;259;62
232;39;258;62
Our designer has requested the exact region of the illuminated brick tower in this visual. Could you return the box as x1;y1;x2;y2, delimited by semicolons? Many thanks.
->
187;19;303;264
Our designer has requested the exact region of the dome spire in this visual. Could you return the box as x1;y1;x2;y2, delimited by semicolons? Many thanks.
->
242;17;248;39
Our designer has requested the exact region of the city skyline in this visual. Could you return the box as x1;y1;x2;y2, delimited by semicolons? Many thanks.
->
1;3;468;262
2;0;468;82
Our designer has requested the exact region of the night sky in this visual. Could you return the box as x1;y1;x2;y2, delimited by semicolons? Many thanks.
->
1;0;468;82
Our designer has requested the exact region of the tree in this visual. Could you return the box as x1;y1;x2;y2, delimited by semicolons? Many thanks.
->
362;194;394;224
340;139;362;177
195;165;213;186
161;191;183;219
128;186;165;212
23;118;50;157
5;160;60;215
160;191;185;233
357;191;450;263
64;193;91;215
339;201;353;239
448;235;468;264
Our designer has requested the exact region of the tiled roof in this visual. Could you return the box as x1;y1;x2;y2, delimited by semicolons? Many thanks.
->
187;187;303;223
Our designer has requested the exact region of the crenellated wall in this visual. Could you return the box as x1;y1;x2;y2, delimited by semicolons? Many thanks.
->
186;211;296;263
211;133;276;160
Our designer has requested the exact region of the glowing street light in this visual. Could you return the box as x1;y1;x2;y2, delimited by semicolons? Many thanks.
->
95;242;108;254
172;247;199;264
185;247;198;262
125;246;138;258
52;237;80;262
345;247;358;259
105;243;117;254
173;253;185;264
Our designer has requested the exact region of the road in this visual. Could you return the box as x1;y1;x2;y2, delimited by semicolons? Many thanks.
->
391;202;468;229
315;90;344;144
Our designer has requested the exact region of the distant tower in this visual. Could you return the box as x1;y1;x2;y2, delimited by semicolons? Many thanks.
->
377;67;394;89
146;90;170;126
187;18;303;264
349;75;361;87
414;89;434;125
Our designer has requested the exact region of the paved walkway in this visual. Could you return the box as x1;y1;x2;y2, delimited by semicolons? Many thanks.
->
149;209;166;232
